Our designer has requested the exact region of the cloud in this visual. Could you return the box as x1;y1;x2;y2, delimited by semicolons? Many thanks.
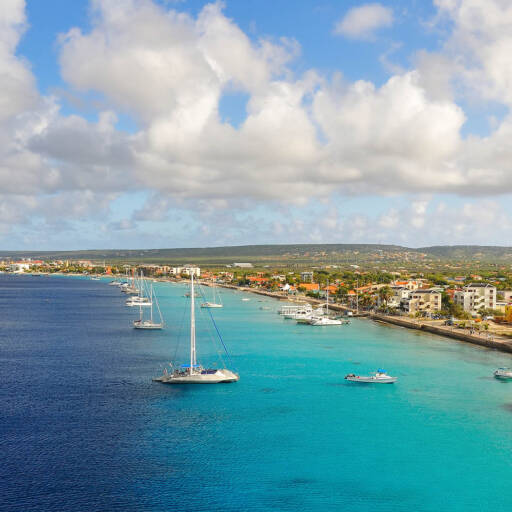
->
333;3;393;41
2;0;512;248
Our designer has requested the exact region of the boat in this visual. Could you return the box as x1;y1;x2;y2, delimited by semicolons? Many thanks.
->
126;271;152;306
494;368;512;380
126;296;152;307
308;284;342;325
153;273;239;384
91;276;100;281
133;283;164;329
309;316;342;326
345;370;397;384
201;283;223;308
241;298;250;302
284;304;312;319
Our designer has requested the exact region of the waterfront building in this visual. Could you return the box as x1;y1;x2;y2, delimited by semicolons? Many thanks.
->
378;286;410;309
9;261;31;273
454;283;496;315
400;289;442;315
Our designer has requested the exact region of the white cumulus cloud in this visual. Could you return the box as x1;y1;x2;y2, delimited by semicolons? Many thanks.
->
334;3;393;41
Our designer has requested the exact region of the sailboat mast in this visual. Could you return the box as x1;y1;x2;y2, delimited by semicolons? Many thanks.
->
190;273;197;373
326;280;329;314
150;284;153;322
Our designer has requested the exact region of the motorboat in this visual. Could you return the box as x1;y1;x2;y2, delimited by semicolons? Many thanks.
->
241;298;250;302
345;370;397;384
494;368;512;380
153;273;239;385
201;302;223;308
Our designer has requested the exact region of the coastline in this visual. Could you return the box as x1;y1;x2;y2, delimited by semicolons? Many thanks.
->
17;273;512;356
212;281;512;355
371;313;512;354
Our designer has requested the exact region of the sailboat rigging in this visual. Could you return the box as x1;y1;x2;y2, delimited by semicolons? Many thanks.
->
153;274;239;384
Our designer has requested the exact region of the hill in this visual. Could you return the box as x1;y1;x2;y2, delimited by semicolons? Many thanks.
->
2;244;512;265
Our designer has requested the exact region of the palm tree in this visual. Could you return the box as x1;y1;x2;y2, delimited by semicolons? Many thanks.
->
378;286;393;308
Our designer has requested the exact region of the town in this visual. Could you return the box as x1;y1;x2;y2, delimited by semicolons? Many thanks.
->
3;255;512;341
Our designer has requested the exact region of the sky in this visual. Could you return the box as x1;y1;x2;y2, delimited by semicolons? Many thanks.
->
2;0;512;250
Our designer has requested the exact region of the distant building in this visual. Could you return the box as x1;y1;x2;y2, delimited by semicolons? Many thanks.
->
454;283;496;314
233;263;253;268
170;266;201;277
9;262;31;273
300;271;314;283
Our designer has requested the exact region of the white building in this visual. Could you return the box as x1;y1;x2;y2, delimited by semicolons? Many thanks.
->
400;289;442;315
170;266;200;277
378;286;411;309
233;263;253;268
454;283;496;315
9;262;31;273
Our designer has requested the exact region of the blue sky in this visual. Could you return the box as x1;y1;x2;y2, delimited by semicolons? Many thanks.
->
2;0;512;249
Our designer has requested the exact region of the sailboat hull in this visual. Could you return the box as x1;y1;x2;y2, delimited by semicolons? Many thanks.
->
153;369;239;384
133;321;163;329
201;302;223;308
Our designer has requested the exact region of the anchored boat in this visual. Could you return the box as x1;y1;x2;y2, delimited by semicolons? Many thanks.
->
153;274;239;384
345;370;397;384
494;368;512;380
133;283;164;330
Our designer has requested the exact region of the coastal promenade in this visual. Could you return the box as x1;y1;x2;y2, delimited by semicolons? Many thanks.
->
371;313;512;354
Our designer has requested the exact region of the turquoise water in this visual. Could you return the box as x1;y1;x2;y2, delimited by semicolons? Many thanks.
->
2;275;512;511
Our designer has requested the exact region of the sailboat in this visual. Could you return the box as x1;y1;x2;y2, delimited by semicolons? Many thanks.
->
126;271;152;306
134;283;164;329
201;282;223;308
309;282;342;325
153;274;239;384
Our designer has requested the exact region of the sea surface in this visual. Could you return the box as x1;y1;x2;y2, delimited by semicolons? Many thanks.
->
1;274;512;511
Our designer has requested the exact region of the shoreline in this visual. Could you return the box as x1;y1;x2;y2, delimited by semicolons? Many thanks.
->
370;313;512;354
212;281;512;355
10;273;512;356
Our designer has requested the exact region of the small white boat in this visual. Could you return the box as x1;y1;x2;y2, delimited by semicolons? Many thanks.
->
241;298;250;302
494;368;512;380
309;316;342;326
201;302;223;308
345;370;397;384
133;319;163;329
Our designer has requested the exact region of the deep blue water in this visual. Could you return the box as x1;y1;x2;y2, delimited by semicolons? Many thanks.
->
2;274;512;511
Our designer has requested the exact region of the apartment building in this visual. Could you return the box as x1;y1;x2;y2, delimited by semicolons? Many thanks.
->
454;283;496;314
401;289;442;315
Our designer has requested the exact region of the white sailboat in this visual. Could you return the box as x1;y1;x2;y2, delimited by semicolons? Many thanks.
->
134;283;164;329
153;274;239;384
308;282;342;326
126;271;151;306
201;282;223;308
